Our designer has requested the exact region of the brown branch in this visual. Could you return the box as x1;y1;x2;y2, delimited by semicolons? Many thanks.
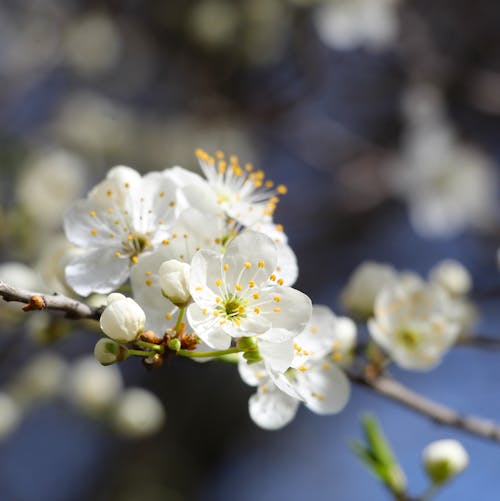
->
0;280;103;321
349;371;500;443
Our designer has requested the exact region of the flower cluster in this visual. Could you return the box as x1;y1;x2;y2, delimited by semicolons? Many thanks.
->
342;260;475;370
66;151;356;429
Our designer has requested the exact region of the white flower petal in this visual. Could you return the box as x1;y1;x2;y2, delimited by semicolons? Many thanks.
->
248;384;299;430
187;303;231;349
258;338;294;372
295;360;350;415
65;248;130;296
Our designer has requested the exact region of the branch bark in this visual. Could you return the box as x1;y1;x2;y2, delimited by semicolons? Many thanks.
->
349;370;500;443
0;280;102;321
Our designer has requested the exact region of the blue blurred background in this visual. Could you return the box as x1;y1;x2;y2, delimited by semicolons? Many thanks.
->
1;0;500;500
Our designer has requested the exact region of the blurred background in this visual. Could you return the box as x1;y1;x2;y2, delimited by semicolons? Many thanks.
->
1;0;500;499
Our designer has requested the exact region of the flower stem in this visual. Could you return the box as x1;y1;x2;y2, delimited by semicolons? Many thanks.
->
175;306;185;334
177;347;244;358
136;340;163;352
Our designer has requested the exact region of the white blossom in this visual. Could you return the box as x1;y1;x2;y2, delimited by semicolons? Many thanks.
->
341;261;398;318
188;149;288;227
422;439;469;484
314;0;400;51
391;121;497;238
159;260;191;307
429;260;472;297
239;305;352;429
68;356;123;414
368;277;460;370
187;231;312;350
113;388;166;438
64;166;180;295
16;148;87;229
100;293;146;343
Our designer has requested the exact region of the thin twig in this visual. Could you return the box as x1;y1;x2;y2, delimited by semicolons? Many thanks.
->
0;280;102;321
348;370;500;443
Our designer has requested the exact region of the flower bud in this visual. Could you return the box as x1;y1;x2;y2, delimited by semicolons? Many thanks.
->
429;260;472;297
94;338;127;365
159;260;191;307
100;293;146;343
113;388;165;438
422;439;469;484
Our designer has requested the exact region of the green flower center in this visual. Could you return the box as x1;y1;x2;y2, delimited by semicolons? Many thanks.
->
396;328;421;350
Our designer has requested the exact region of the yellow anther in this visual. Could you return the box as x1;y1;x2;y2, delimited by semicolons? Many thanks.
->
145;271;152;276
248;280;255;288
215;279;222;287
276;224;284;232
244;262;252;269
274;296;281;302
269;274;276;282
145;279;153;287
245;163;253;172
195;286;203;291
115;252;121;257
131;256;139;264
159;191;165;198
224;264;230;271
89;211;96;217
265;180;274;188
215;150;225;159
258;261;265;268
235;284;242;291
107;208;114;214
322;362;331;371
213;311;219;317
277;279;284;286
90;229;98;236
169;201;175;207
253;293;260;300
172;233;178;238
215;297;221;303
277;185;288;194
299;365;308;372
106;190;113;196
332;352;343;362
310;326;318;333
274;307;281;313
165;313;172;319
124;182;130;188
254;307;261;314
162;239;170;245
127;235;134;241
202;309;208;315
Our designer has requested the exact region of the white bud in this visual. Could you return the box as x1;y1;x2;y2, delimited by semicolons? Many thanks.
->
158;259;191;307
422;439;469;484
0;393;21;440
113;388;165;438
68;356;123;414
94;338;125;366
429;260;472;297
100;294;146;342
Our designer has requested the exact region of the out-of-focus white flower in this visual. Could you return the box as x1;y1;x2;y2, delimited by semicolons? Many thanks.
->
187;231;312;351
16;148;87;229
422;439;469;484
429;260;472;297
0;393;21;440
368;278;460;370
0;261;42;291
64;166;180;295
113;388;165;438
94;338;125;366
341;261;398;318
391;121;497;239
64;12;122;76
9;352;67;408
193;149;288;227
314;0;400;51
68;356;122;414
159;260;191;307
100;293;146;343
